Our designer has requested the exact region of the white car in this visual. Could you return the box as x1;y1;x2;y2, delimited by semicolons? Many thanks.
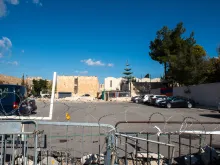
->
143;94;153;104
150;95;167;105
155;96;167;106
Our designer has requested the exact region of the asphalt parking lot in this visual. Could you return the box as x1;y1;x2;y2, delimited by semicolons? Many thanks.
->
34;100;220;125
28;101;220;159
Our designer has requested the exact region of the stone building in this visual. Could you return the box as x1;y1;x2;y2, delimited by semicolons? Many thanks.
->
104;77;123;91
56;76;99;98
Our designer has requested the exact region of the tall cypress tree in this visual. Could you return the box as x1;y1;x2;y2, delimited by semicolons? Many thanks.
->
123;61;134;94
123;62;133;80
21;74;25;86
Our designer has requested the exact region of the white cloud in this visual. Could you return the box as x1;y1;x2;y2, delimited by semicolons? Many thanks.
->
0;37;12;58
0;0;7;17
32;0;42;6
0;0;42;17
6;0;19;5
32;0;39;3
75;70;88;74
81;59;105;66
0;37;12;49
107;63;114;67
7;61;18;66
0;0;19;17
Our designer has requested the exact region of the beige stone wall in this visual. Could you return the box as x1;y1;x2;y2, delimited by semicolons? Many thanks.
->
57;76;76;93
56;76;99;97
0;74;21;85
78;76;99;97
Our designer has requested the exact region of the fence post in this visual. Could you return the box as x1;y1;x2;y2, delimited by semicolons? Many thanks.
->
125;137;128;165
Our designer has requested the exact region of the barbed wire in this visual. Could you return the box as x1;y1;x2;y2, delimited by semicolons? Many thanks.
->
1;93;220;163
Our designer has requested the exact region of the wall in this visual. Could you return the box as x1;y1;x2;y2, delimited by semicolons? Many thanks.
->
131;82;164;96
57;76;75;93
77;76;99;97
104;77;122;91
57;76;99;97
173;83;220;107
150;88;161;95
150;83;220;107
0;74;21;85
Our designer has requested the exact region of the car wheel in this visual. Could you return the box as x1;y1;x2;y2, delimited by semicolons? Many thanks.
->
135;100;139;103
187;103;192;109
167;103;171;108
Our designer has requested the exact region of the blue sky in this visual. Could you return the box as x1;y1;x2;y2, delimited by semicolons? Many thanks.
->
0;0;220;83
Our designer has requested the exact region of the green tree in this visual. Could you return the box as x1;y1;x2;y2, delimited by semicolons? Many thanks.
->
32;79;41;95
204;56;220;83
32;79;51;96
21;74;25;86
123;62;133;80
123;62;134;93
169;44;206;85
149;26;172;79
149;22;207;86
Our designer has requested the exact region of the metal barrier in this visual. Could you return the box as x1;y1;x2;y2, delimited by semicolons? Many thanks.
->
115;120;220;165
35;121;116;165
1;120;220;165
0;120;38;165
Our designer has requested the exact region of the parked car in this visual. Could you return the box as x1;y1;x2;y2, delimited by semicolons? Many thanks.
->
155;96;167;106
157;96;195;108
131;95;144;103
142;94;154;104
0;84;37;116
131;96;139;102
149;95;167;105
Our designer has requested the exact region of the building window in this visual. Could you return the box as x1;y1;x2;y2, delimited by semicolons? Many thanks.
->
110;80;112;88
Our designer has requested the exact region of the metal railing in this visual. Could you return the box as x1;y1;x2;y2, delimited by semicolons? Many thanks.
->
0;120;38;165
35;121;116;165
115;120;220;165
1;120;220;165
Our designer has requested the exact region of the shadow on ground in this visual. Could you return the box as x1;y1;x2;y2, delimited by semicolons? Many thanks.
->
200;114;220;119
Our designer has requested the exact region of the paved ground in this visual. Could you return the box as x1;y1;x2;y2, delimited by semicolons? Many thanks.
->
26;101;220;160
34;100;220;125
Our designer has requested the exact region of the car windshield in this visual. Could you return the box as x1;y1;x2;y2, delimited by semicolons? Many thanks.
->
167;96;175;100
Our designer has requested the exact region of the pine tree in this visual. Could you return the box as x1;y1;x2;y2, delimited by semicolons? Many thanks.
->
123;61;134;94
123;62;133;80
